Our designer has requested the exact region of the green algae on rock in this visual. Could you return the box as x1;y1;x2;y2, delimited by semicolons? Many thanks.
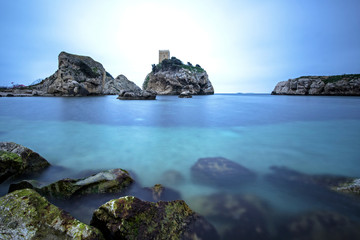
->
0;142;50;184
9;168;134;199
91;196;220;240
0;189;104;240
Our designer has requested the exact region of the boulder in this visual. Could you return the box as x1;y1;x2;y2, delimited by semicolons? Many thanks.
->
271;74;360;96
0;142;50;183
0;189;104;240
142;184;182;202
279;211;360;240
91;196;219;240
9;168;134;199
179;91;193;98
143;57;214;95
190;193;272;239
191;157;256;186
335;178;360;196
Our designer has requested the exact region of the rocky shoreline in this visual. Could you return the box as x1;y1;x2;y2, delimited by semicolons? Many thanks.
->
272;74;360;96
1;142;360;239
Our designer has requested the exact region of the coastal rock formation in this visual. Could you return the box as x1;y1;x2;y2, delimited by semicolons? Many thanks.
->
31;52;141;96
9;168;134;199
334;178;360;196
191;157;256;186
90;196;220;240
271;74;360;96
113;75;156;100
0;142;50;183
0;189;104;239
143;57;214;95
190;193;272;239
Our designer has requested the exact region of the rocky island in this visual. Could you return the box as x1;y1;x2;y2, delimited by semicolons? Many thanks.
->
143;56;214;95
272;74;360;96
0;52;154;99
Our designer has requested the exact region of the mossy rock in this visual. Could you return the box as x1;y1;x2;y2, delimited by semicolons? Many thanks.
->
91;196;220;240
0;142;50;184
0;189;104;240
9;169;134;200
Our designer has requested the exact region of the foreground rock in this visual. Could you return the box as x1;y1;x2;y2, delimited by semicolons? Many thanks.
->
143;57;214;95
0;142;50;183
0;189;104;239
279;211;360;240
91;196;220;240
9;168;133;199
191;157;256;187
271;74;360;96
190;193;272;239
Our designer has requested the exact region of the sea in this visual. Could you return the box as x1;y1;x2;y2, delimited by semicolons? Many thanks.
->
1;94;360;239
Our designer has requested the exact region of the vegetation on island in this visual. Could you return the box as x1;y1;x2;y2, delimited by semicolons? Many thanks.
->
151;57;205;74
300;74;360;84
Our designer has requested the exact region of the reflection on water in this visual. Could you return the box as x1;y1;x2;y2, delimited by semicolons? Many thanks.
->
1;94;360;239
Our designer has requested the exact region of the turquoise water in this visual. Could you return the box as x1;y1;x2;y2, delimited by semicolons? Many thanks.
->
1;94;360;238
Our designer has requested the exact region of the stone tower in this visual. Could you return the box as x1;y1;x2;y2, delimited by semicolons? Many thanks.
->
159;50;170;63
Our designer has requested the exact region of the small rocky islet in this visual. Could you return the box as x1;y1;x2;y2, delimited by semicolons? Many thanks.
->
1;142;360;239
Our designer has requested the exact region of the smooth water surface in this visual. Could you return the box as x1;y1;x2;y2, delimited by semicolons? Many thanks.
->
1;94;360;238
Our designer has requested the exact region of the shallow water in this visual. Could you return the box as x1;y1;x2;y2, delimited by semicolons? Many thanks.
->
1;94;360;239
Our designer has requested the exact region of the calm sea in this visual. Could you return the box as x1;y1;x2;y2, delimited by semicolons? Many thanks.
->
1;94;360;238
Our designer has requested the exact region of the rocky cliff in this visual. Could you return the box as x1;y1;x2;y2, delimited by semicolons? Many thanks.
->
272;74;360;96
31;52;141;97
143;57;214;95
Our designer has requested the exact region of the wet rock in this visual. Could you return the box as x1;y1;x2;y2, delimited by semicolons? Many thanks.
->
279;211;360;240
91;196;220;240
9;168;133;199
0;142;50;184
142;184;182;202
335;178;360;196
191;157;256;186
0;189;104;239
266;166;355;189
179;91;192;98
190;193;272;239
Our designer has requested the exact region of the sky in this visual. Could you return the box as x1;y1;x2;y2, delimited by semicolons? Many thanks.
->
0;0;359;93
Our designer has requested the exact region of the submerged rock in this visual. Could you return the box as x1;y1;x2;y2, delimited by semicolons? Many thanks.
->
159;170;185;185
143;57;214;95
279;211;360;240
0;142;50;184
191;157;256;186
271;74;360;96
91;196;220;240
190;193;272;239
142;184;182;202
9;168;133;199
0;189;104;240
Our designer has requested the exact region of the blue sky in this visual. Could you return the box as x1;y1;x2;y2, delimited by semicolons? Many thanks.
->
1;0;359;93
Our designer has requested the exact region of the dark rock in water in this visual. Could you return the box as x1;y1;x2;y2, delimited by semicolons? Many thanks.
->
9;168;134;199
191;157;256;186
143;56;214;95
271;74;360;96
0;189;105;239
91;196;220;240
266;166;355;190
190;193;272;239
179;91;193;98
278;211;360;240
159;170;185;185
0;142;50;184
142;184;182;202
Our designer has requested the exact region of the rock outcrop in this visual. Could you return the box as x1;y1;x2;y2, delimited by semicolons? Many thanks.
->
30;52;142;97
90;196;220;240
143;57;214;95
191;157;256;187
113;75;156;100
0;142;50;183
9;168;134;199
0;189;104;239
271;74;360;96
